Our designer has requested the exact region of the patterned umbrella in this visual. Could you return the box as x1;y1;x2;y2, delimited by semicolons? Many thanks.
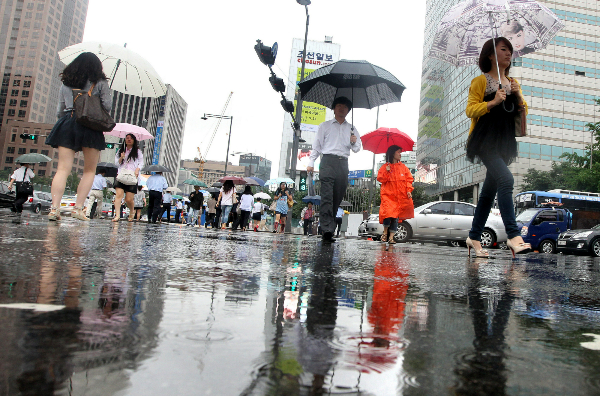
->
429;0;565;69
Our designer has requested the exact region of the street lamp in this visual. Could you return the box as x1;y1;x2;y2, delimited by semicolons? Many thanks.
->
202;113;233;176
289;0;310;182
230;151;260;178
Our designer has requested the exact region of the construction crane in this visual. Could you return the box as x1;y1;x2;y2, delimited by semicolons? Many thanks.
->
194;92;233;180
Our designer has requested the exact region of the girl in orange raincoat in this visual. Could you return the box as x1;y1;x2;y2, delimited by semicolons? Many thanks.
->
377;145;414;244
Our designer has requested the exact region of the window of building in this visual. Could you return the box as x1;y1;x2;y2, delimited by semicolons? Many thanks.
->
11;134;16;142
52;162;57;169
20;100;27;107
78;160;84;166
13;80;20;87
21;90;29;97
39;162;47;167
73;158;77;164
18;110;26;117
9;99;17;106
41;150;49;156
4;166;12;171
11;90;19;97
6;147;15;154
7;109;15;116
37;169;45;176
575;71;586;76
18;148;26;154
29;149;37;153
5;157;13;164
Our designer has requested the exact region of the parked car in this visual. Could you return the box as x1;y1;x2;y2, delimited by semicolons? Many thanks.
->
22;191;53;214
0;181;15;208
60;195;77;213
556;224;600;257
365;201;507;248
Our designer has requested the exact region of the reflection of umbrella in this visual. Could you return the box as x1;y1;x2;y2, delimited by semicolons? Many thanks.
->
142;164;171;173
243;177;261;186
166;187;181;193
246;176;265;186
218;176;246;185
254;192;271;200
211;182;223;188
302;195;321;205
265;178;294;186
97;162;118;177
15;153;52;164
183;179;208;187
107;123;154;141
298;59;406;128
207;187;220;193
340;200;352;207
429;0;564;84
362;127;415;154
58;42;167;97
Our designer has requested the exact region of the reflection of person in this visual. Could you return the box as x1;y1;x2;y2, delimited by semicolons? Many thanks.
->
334;207;344;238
301;202;315;236
7;163;34;214
307;96;362;242
46;52;112;222
273;182;292;234
465;38;532;258
114;133;143;222
377;145;414;244
86;169;107;219
146;172;168;224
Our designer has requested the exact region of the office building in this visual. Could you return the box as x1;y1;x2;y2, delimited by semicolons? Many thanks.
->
143;84;187;188
0;119;85;177
238;154;271;182
277;37;341;178
418;0;593;202
180;159;248;188
0;0;89;130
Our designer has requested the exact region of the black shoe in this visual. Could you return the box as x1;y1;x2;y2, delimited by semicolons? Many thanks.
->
322;232;336;243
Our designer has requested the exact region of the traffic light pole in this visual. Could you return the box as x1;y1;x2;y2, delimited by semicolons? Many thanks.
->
289;4;309;183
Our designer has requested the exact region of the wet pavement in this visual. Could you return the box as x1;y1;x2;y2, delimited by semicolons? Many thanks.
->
1;211;600;396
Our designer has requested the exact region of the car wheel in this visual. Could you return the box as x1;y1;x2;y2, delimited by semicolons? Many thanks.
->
480;229;496;248
34;204;41;214
394;222;412;243
591;238;600;257
447;240;463;248
539;239;555;254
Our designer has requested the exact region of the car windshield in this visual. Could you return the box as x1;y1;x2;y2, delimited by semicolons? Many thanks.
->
415;203;431;213
593;224;600;230
516;209;539;223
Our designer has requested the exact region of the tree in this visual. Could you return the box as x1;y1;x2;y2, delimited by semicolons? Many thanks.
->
66;171;80;193
0;169;11;182
411;185;436;207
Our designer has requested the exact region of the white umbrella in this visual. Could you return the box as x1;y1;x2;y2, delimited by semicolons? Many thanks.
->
58;42;167;98
254;192;271;200
166;187;181;193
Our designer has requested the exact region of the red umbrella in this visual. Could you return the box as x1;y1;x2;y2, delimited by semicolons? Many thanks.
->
361;127;414;154
218;176;246;185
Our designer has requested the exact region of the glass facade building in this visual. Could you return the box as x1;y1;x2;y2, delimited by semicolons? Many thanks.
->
417;0;595;202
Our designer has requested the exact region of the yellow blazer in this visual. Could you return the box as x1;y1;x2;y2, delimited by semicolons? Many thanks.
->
465;74;528;135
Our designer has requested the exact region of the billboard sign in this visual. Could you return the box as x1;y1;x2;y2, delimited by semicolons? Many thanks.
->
152;121;164;165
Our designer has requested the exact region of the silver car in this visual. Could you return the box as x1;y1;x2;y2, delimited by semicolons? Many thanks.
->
366;201;507;248
22;191;53;214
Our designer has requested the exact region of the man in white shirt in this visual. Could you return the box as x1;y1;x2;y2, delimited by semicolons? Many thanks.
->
146;172;168;223
307;97;362;242
161;191;173;223
86;170;107;218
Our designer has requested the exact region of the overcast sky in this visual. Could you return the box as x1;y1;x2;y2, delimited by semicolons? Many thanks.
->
83;0;427;178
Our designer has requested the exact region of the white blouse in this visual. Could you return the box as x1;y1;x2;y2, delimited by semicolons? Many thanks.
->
11;167;35;182
115;148;143;183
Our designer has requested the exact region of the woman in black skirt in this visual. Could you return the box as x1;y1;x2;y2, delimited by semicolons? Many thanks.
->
113;134;143;222
46;52;112;221
465;37;532;258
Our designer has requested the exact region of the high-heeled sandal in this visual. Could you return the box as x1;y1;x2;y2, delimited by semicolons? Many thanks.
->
71;206;90;221
381;232;388;243
48;206;61;221
388;232;397;244
466;237;489;258
128;214;135;222
507;239;532;258
112;216;120;222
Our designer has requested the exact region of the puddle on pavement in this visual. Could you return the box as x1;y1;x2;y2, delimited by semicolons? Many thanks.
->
0;217;600;395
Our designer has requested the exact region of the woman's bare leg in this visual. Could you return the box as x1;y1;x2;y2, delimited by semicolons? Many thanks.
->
113;188;124;221
51;147;76;208
75;147;100;208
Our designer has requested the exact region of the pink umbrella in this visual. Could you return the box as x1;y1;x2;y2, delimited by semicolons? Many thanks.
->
104;123;154;141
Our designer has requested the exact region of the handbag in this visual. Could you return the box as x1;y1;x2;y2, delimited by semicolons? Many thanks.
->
232;193;238;205
16;169;33;196
514;104;527;137
73;83;116;132
116;169;138;185
287;197;294;208
269;201;277;211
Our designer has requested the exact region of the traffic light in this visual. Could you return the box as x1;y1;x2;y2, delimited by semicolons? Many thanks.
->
254;40;278;66
269;75;285;93
280;99;294;113
19;133;36;140
105;143;115;149
299;171;307;192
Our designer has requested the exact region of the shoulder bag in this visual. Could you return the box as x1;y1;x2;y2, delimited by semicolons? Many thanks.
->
514;104;527;137
232;192;238;205
16;169;33;196
116;169;138;185
287;196;294;208
269;200;277;211
73;83;116;132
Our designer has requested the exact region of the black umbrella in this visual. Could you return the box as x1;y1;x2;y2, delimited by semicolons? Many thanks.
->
97;162;118;178
207;187;220;193
142;164;172;173
298;59;406;129
211;182;223;188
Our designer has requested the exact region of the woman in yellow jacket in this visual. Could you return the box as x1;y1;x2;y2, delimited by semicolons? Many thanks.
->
465;37;531;258
377;145;414;244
